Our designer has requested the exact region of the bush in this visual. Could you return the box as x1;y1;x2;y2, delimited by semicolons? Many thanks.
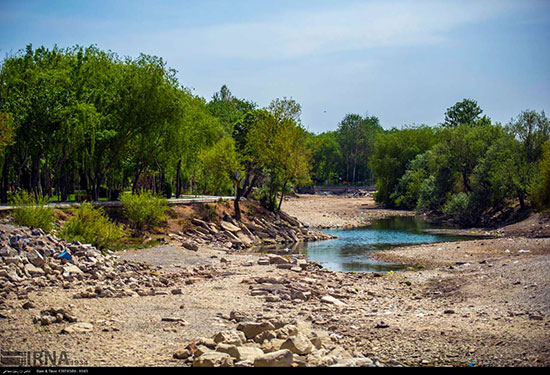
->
11;190;55;231
60;203;126;249
120;190;168;229
442;193;470;217
415;176;437;213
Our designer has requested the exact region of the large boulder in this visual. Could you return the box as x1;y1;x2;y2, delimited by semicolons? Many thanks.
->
193;352;234;367
213;330;246;346
227;346;264;362
237;321;276;339
253;349;294;367
280;333;313;355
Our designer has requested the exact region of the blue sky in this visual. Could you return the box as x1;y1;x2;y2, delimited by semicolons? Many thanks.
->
1;0;549;133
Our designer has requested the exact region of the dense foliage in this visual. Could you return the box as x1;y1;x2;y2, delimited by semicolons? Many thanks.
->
0;44;311;216
2;45;548;227
370;101;550;225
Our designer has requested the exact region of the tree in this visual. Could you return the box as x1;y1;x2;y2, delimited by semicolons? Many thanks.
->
370;126;438;206
443;98;484;127
507;110;550;163
247;99;311;212
231;109;268;220
528;141;550;210
309;131;342;185
207;85;256;133
337;114;382;185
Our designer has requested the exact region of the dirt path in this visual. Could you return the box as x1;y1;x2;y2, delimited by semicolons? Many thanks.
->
1;195;549;367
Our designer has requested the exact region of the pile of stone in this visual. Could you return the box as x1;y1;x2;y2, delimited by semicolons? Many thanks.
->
31;307;78;326
173;313;378;367
0;224;173;301
178;211;334;251
247;274;349;305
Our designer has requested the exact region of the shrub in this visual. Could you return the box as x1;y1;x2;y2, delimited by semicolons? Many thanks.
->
60;203;126;249
442;193;470;217
120;190;168;229
11;190;55;231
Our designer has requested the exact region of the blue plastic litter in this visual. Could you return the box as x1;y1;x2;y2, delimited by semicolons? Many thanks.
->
468;362;476;367
57;251;72;261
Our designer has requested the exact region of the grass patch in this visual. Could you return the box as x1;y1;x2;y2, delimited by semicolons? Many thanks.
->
10;190;56;232
59;203;127;249
120;190;168;230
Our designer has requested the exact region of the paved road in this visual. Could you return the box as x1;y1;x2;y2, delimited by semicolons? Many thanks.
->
0;195;234;211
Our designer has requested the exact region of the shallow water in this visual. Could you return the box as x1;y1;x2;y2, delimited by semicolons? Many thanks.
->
261;216;475;273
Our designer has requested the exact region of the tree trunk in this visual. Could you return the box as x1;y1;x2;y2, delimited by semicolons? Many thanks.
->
175;158;182;198
0;157;10;204
462;172;472;192
60;163;68;202
518;189;526;210
277;182;288;213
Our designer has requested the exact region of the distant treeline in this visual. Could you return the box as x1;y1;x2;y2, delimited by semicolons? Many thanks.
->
368;101;550;225
1;44;549;224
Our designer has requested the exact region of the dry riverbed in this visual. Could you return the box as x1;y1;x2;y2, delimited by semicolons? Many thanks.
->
1;194;549;367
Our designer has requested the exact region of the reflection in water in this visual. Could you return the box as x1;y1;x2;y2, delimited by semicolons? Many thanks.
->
257;216;475;273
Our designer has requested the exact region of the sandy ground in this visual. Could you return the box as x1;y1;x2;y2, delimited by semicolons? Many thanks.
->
1;194;549;367
281;194;414;228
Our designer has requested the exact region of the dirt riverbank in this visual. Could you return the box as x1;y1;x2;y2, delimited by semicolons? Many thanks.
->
1;194;549;367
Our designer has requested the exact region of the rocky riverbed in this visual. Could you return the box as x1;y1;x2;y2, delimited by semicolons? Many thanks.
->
0;195;549;367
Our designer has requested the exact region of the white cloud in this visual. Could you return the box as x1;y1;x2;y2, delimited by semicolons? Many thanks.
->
149;0;522;61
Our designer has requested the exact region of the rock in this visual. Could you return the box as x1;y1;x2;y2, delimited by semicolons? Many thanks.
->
193;352;234;367
24;263;45;276
26;249;45;267
181;241;199;251
268;255;289;265
330;357;374;367
229;310;250;322
280;333;313;355
253;349;294;367
215;343;238;355
234;360;254;367
63;264;83;275
274;325;298;339
61;322;93;334
320;295;347;307
276;264;293;270
227;346;264;362
171;288;183;295
213;330;246;346
258;258;270;266
253;330;277;344
40;315;57;325
260;339;285;353
194;345;213;357
173;346;191;360
22;301;36;310
237;321;276;339
220;221;241;233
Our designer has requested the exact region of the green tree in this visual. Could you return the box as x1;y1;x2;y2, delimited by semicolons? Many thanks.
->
528;141;550;210
370;126;438;206
248;98;311;212
337;114;382;185
443;98;486;127
507;110;550;163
